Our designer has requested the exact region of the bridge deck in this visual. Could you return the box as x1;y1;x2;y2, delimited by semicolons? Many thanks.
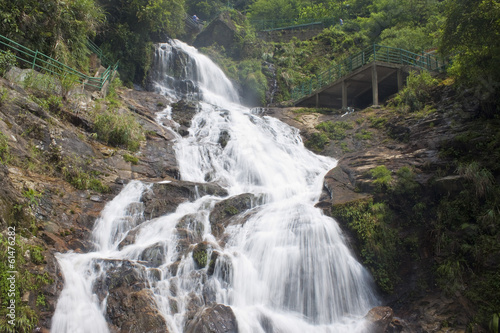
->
295;61;406;109
292;45;446;109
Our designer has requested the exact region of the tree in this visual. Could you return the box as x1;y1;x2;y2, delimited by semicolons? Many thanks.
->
0;0;105;70
441;0;500;112
247;0;302;21
97;0;186;84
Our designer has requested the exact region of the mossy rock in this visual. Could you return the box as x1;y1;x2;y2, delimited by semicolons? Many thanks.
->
192;242;209;269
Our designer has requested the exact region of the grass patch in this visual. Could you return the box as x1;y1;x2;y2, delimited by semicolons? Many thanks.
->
123;154;139;165
0;131;11;164
305;132;329;151
316;121;353;140
355;129;373;140
93;108;144;152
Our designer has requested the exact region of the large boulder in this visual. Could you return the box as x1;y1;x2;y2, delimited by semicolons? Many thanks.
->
93;260;168;333
208;193;258;238
141;180;228;219
185;304;238;333
363;306;394;333
193;12;242;52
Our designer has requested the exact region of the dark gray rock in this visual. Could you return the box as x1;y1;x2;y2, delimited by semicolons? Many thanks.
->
209;193;258;239
185;304;238;333
92;260;168;333
142;181;228;219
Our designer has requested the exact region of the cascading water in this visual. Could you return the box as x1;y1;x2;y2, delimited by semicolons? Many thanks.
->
51;39;378;333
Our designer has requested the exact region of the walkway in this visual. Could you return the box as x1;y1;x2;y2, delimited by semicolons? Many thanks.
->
0;34;118;92
292;44;446;109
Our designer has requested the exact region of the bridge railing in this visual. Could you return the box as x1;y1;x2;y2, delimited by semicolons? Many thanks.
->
0;34;119;91
291;44;446;101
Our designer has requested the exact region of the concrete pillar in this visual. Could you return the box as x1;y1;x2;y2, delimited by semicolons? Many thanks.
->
342;80;347;109
372;63;379;107
397;67;403;91
315;93;319;108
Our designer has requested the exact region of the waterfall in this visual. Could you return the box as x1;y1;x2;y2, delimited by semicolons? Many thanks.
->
51;39;378;333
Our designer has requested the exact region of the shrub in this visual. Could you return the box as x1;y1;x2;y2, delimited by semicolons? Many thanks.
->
0;51;17;76
316;121;353;140
93;109;144;151
332;199;398;293
0;131;10;164
394;71;438;112
370;165;392;191
305;132;329;151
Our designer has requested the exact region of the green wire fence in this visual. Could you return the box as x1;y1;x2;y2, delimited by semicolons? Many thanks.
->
0;34;118;91
291;44;447;101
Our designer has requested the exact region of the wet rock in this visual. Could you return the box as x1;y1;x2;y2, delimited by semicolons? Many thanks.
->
107;289;168;333
92;260;168;333
185;304;238;333
176;214;205;240
209;193;258;238
142;181;227;219
140;242;166;267
363;306;394;333
320;165;370;206
218;130;230;149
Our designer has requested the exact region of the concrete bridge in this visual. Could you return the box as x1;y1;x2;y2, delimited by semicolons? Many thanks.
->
292;45;445;109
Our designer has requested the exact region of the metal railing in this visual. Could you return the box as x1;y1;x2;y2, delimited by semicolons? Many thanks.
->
251;17;337;31
0;34;118;91
291;44;447;101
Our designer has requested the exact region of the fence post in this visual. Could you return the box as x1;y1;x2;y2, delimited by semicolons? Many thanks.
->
32;50;38;70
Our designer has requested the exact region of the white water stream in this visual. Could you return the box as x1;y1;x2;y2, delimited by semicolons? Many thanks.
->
51;40;378;333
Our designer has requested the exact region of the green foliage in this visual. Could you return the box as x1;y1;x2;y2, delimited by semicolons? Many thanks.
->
0;131;11;165
392;166;420;198
305;132;330;151
92;107;145;151
316;121;353;140
0;51;17;77
22;189;42;207
332;198;398;293
224;205;239;216
369;165;392;191
192;244;208;268
379;26;431;53
59;155;110;193
97;0;185;84
0;0;104;70
0;236;52;332
123;154;139;165
457;162;494;198
62;165;110;193
248;0;302;21
440;0;500;112
368;116;387;129
490;312;499;333
393;71;438;112
354;129;372;140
